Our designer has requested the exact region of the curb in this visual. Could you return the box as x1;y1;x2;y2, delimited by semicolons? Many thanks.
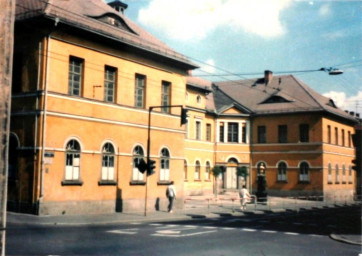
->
329;234;362;246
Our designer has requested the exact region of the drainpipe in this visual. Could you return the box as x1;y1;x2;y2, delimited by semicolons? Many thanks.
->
249;116;254;194
39;35;50;210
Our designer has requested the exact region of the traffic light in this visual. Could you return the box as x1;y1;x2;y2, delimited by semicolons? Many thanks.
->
136;158;148;174
147;160;156;176
180;108;188;125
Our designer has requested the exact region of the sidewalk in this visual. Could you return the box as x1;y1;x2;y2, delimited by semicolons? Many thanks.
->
6;195;361;246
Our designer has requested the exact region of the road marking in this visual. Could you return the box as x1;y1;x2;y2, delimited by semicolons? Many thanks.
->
242;228;257;232
152;230;217;237
284;232;299;236
150;224;162;226
107;228;139;235
156;230;181;234
222;227;236;230
261;230;277;234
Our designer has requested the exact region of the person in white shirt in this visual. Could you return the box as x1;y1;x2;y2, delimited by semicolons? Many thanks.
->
239;185;251;211
166;181;176;213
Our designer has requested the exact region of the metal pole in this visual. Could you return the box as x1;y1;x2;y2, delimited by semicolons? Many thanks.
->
144;107;152;216
0;1;15;255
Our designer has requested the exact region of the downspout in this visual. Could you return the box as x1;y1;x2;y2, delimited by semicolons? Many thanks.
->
39;35;50;209
249;115;254;193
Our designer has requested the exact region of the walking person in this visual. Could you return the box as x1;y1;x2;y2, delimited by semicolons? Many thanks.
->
239;185;251;211
166;181;176;213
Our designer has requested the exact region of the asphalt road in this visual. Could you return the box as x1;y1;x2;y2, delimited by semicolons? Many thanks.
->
6;206;361;256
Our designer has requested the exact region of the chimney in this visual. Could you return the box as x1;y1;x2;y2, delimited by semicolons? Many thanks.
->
108;0;128;14
264;70;273;85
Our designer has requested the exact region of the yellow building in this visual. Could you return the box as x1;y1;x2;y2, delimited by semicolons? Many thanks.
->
9;1;359;216
9;0;197;215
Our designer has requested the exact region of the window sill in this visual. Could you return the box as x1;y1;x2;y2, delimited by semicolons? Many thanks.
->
327;181;333;184
98;180;117;186
335;182;340;184
157;181;172;186
194;179;202;182
204;179;212;182
298;181;310;184
277;180;288;183
130;181;146;186
61;180;83;186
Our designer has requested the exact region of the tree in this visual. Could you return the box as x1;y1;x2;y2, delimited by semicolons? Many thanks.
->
211;166;224;196
237;166;249;188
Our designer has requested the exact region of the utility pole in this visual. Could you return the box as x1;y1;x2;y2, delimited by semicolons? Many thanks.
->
0;0;15;255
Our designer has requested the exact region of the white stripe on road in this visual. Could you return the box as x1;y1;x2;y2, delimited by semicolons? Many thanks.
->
242;228;257;232
107;228;139;235
284;232;299;236
151;230;217;237
261;230;277;234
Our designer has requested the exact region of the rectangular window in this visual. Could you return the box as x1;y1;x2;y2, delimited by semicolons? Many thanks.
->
278;125;288;143
135;74;146;108
196;121;201;140
242;123;247;143
348;131;352;147
342;129;345;146
228;123;239;142
258;126;266;143
335;127;338;145
299;124;309;142
219;122;225;142
161;81;171;113
68;56;84;96
327;125;331;144
206;124;211;141
104;66;117;103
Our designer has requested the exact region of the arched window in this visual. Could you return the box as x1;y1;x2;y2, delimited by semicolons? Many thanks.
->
328;163;332;183
277;162;287;181
195;160;200;180
101;143;115;181
65;139;81;182
342;164;346;183
160;148;170;181
205;161;211;180
184;160;188;181
348;165;353;183
299;162;309;182
335;164;339;183
132;146;144;181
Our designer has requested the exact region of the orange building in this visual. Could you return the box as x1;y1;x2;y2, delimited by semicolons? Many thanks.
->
9;0;359;216
213;71;358;200
9;0;197;215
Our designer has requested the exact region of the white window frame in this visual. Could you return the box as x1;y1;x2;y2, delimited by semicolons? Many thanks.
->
160;148;170;181
277;162;287;181
101;143;115;181
195;160;201;180
132;146;144;181
299;162;309;182
65;140;81;181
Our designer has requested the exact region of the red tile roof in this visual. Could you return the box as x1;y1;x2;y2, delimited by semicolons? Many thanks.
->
16;0;197;69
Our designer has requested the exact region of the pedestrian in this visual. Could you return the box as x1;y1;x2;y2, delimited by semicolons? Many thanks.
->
239;185;251;211
166;181;176;213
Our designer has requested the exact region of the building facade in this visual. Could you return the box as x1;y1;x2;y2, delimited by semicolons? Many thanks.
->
9;0;359;215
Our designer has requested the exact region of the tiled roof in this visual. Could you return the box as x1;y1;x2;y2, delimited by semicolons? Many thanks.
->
213;75;358;122
16;0;197;69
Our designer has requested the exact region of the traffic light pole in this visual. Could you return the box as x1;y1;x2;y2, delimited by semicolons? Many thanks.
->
144;105;186;216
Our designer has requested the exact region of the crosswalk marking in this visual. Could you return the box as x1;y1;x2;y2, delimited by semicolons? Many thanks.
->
106;223;326;238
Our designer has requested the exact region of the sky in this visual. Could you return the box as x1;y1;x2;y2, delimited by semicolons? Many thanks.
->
106;0;361;114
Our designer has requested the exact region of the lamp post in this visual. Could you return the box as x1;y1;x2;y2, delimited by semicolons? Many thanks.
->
256;163;267;202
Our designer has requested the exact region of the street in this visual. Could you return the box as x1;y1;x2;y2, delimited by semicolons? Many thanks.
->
5;205;361;256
